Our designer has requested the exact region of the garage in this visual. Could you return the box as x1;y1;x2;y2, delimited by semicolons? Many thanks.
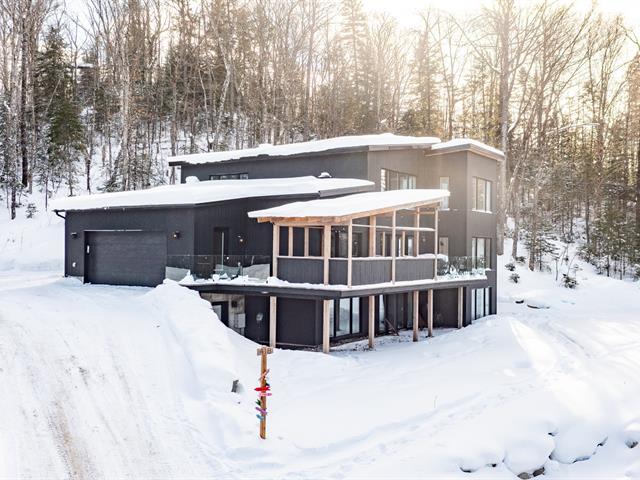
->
85;231;167;287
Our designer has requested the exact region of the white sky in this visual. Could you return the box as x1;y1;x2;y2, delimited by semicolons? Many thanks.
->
362;0;640;29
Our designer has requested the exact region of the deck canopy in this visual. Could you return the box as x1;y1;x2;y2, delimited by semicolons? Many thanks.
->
52;176;374;212
248;189;450;225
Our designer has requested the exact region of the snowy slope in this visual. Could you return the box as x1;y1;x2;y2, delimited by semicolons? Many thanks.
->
1;204;640;478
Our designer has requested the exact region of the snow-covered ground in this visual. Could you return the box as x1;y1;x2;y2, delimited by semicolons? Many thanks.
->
1;201;640;478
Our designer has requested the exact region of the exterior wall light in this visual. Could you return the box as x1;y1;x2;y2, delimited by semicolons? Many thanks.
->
71;232;78;238
172;231;181;239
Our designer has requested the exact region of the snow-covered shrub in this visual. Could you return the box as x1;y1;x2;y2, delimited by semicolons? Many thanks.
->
505;262;516;272
25;203;37;219
515;255;526;265
562;274;578;289
509;273;521;283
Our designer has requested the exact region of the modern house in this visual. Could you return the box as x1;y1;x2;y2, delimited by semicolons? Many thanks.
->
53;134;502;352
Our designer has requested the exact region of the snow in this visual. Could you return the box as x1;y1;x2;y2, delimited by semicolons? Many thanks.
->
249;189;450;220
169;133;441;165
2;202;640;478
50;176;374;211
431;138;504;157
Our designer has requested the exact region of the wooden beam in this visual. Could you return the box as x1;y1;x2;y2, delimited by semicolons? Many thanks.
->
303;227;309;257
288;226;293;256
401;231;406;256
272;225;280;277
414;208;420;256
391;211;396;283
381;231;386;257
347;220;353;287
323;224;331;285
458;286;463;329
322;299;331;353
269;296;277;348
433;209;439;280
368;215;376;256
413;291;419;342
427;289;433;337
368;295;375;349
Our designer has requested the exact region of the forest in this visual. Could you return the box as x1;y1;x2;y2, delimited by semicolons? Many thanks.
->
1;0;639;277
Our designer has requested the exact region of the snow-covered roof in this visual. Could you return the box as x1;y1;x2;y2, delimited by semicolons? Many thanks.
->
249;189;450;223
169;133;441;165
430;138;504;158
52;176;374;212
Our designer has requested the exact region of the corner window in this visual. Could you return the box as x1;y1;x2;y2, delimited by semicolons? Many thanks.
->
380;168;416;191
472;177;491;212
471;287;490;320
439;177;450;209
472;237;491;268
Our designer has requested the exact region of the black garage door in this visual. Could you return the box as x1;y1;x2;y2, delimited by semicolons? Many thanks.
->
85;231;167;287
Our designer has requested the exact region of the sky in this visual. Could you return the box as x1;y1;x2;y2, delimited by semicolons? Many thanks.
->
362;0;640;29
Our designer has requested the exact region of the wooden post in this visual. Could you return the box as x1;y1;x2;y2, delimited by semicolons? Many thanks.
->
368;295;375;349
458;286;463;329
391;211;396;283
381;232;386;257
288;226;293;256
427;289;433;337
401;231;406;256
323;224;331;285
272;224;280;277
414;208;420;256
269;296;277;348
369;215;376;256
303;227;309;257
322;299;331;353
433;209;439;280
257;345;274;439
347;220;353;287
412;290;419;342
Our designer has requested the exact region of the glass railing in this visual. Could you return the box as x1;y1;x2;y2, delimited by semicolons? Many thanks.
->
167;254;271;281
437;256;487;277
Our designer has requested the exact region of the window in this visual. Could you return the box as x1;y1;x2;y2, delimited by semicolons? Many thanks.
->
331;298;362;338
472;237;491;268
438;237;449;257
209;172;249;180
472;177;492;212
439;176;450;209
471;288;490;320
380;168;417;191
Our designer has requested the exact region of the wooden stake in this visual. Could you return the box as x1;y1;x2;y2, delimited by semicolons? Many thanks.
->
257;346;274;439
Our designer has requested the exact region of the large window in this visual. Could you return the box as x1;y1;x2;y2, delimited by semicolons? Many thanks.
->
472;237;491;268
472;177;492;212
471;288;491;320
380;168;416;191
209;172;249;180
329;298;361;338
439;176;450;209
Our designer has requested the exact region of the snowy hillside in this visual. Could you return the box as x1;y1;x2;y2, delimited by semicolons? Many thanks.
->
1;203;640;478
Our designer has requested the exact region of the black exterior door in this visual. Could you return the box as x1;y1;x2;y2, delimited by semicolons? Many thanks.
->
85;231;166;287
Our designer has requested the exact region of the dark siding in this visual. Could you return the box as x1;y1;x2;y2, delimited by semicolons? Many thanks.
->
276;298;318;347
244;295;270;343
180;151;369;183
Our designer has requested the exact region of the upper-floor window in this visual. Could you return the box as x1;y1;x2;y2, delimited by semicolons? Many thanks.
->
380;168;416;191
209;172;249;180
439;176;450;209
472;177;492;212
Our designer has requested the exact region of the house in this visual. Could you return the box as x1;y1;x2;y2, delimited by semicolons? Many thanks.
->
54;134;502;352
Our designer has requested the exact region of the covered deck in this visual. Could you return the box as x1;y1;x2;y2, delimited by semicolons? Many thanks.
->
249;189;470;353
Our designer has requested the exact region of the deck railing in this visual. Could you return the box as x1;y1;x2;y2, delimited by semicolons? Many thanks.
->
166;254;271;280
